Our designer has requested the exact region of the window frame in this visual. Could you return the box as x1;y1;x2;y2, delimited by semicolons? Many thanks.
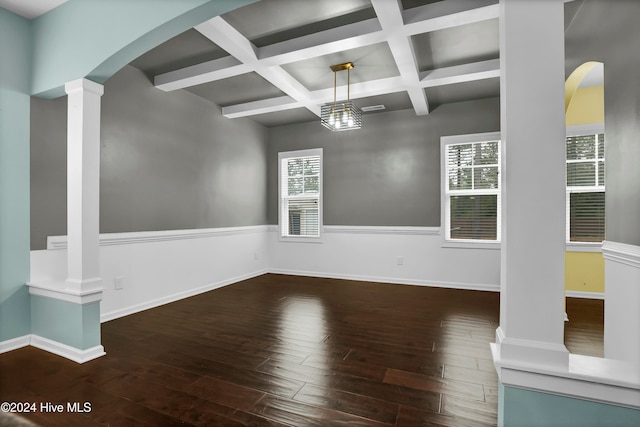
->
441;132;502;250
565;124;605;252
278;148;323;243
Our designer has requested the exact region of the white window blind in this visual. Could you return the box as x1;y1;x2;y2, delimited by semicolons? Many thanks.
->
566;133;605;242
279;150;322;239
445;139;501;241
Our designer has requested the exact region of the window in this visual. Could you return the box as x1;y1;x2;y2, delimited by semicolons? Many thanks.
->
278;149;322;241
566;129;605;243
442;133;501;245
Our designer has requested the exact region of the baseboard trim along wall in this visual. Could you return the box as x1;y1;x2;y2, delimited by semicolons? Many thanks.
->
269;268;500;292
565;290;605;300
0;335;105;364
30;335;105;363
101;269;269;322
0;335;31;354
268;225;501;293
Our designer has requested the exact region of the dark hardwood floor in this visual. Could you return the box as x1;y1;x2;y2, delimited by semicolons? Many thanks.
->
564;297;604;358
0;274;603;426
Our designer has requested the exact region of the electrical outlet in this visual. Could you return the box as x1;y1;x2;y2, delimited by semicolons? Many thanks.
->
254;252;260;261
114;276;124;290
396;256;404;266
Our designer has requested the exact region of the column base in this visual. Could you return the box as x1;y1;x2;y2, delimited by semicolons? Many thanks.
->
491;343;640;409
494;326;569;371
30;335;105;363
0;335;105;363
29;291;104;363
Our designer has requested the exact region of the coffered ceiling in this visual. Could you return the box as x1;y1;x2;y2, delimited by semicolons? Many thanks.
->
0;0;589;128
131;0;501;127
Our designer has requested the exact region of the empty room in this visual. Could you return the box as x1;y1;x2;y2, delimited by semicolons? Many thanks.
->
1;0;639;425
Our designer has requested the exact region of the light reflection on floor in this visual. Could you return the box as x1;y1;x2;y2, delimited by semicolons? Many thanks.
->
276;295;329;386
438;313;497;370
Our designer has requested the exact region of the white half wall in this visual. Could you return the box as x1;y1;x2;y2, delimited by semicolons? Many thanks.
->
268;225;501;291
30;225;501;325
603;240;640;364
30;226;270;322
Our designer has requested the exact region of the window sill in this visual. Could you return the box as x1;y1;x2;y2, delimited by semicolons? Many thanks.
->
278;235;323;244
442;240;501;250
565;242;602;252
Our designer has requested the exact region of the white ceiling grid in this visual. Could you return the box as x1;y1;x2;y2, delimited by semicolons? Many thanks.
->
154;0;500;121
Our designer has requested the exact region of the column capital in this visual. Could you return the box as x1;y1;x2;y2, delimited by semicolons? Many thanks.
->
65;78;104;97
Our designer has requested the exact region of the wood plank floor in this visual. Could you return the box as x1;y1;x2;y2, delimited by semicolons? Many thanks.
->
0;274;603;426
564;297;604;358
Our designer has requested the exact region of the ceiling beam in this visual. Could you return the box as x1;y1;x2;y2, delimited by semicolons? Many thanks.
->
196;17;320;116
155;56;251;91
403;0;499;35
223;96;302;118
222;57;500;119
223;76;407;119
420;58;500;87
258;18;385;66
370;0;429;115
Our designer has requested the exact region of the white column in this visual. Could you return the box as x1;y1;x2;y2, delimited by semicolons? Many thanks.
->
495;0;569;369
64;78;104;293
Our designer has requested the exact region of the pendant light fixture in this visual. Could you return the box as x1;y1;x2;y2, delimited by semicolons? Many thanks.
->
321;62;362;131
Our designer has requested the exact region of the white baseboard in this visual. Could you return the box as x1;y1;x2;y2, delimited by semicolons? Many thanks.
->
100;269;269;323
268;268;500;293
0;335;31;354
566;290;605;300
30;335;105;363
0;334;105;364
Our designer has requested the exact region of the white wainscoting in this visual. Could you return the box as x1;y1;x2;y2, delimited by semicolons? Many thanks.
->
31;225;615;328
30;226;270;322
268;225;501;291
30;225;501;326
602;240;640;363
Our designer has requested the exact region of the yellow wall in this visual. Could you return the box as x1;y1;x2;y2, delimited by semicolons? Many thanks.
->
565;82;605;295
565;252;605;293
566;86;604;126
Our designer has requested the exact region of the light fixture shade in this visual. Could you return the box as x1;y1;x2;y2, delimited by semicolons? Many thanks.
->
320;100;362;131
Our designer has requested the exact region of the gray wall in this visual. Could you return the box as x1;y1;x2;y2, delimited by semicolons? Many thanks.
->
31;96;67;251
30;65;268;250
565;0;640;246
267;98;501;226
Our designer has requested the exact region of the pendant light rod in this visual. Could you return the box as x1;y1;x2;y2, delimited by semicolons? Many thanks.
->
329;62;354;103
333;69;337;106
347;66;350;102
